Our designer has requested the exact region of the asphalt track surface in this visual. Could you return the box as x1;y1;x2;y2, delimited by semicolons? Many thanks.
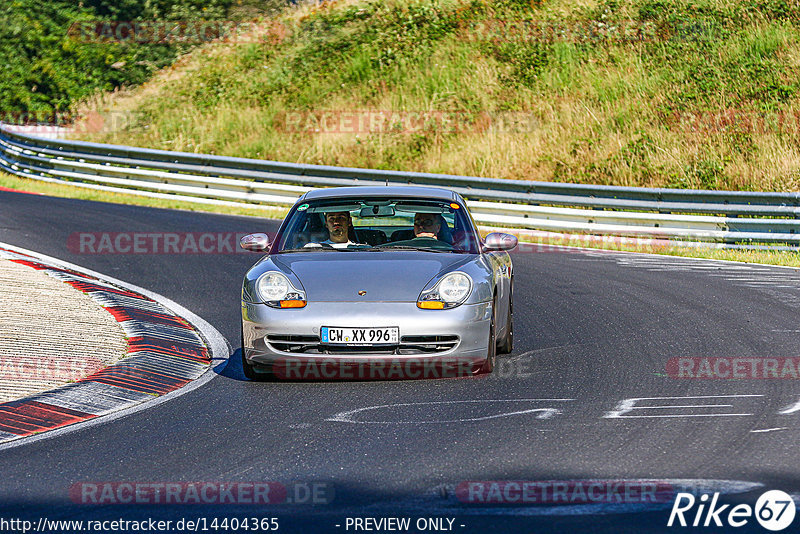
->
1;189;799;533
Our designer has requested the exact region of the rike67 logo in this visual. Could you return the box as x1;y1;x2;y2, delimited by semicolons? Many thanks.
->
668;490;796;531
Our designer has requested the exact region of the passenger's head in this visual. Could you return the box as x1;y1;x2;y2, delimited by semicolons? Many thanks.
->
413;213;441;239
325;211;352;243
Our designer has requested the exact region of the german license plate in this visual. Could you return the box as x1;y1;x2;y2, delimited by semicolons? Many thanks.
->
321;326;399;345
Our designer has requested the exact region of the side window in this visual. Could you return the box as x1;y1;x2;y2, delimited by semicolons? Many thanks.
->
278;211;304;250
451;210;477;251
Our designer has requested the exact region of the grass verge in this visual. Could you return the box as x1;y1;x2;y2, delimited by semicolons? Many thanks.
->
0;172;289;220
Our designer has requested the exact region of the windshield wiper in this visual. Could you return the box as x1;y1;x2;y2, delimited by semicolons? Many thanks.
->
279;244;379;253
276;247;334;253
377;245;452;253
345;245;383;251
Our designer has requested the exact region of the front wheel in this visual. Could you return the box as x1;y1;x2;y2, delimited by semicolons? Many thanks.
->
478;299;497;374
497;282;513;354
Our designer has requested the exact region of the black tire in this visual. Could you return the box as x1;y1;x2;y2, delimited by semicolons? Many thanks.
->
241;324;272;381
478;298;497;374
497;280;513;354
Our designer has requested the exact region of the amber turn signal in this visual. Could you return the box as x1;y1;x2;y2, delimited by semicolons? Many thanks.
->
279;300;307;308
417;301;445;309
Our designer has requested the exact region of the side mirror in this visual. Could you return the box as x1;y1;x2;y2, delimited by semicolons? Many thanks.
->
240;233;270;252
483;232;518;252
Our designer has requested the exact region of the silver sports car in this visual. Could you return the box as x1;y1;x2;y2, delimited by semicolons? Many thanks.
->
239;186;517;380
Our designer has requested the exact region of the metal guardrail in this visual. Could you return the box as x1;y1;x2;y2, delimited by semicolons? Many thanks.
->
1;124;799;248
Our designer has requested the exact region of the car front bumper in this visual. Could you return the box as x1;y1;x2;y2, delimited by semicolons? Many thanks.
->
242;300;492;378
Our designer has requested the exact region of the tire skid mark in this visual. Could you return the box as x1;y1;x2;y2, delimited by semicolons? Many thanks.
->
104;307;191;329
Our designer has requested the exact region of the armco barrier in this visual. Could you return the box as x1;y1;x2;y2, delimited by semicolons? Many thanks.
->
1;124;798;247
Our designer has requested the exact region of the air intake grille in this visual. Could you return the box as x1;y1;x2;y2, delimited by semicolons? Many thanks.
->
265;334;459;354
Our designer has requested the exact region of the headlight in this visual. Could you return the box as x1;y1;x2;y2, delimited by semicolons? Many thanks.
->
418;272;472;309
256;272;306;308
438;273;471;303
257;272;290;300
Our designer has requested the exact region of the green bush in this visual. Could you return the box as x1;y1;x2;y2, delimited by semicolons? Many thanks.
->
0;0;257;116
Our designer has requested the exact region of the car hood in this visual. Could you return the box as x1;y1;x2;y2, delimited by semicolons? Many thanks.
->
271;251;475;302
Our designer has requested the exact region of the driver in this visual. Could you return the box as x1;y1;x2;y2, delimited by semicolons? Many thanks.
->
306;211;359;248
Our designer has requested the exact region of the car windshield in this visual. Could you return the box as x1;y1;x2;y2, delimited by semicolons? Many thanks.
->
274;197;480;254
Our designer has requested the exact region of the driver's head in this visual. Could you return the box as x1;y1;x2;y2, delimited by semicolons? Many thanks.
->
325;211;351;243
413;213;440;239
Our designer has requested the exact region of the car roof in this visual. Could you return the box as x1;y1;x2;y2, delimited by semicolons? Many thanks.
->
299;185;461;203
